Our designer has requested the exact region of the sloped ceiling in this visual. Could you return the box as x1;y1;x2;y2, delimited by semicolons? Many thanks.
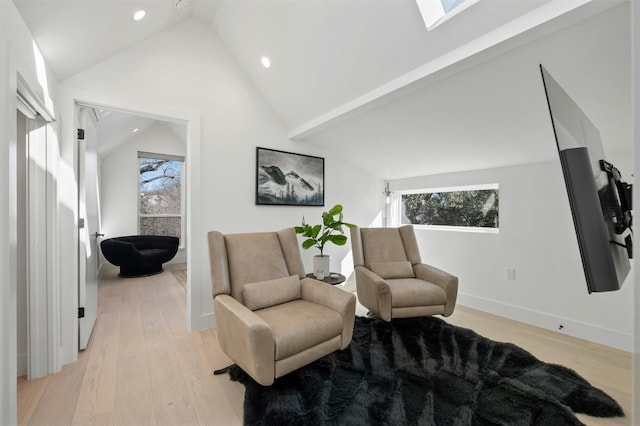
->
93;109;186;158
12;0;631;179
306;3;632;178
207;0;555;129
12;0;193;81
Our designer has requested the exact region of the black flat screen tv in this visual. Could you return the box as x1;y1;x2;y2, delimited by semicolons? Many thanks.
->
540;65;632;293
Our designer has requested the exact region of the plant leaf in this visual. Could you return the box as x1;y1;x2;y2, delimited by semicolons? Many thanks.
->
328;222;343;231
302;239;317;250
322;212;332;226
311;224;322;239
328;234;347;246
328;204;343;216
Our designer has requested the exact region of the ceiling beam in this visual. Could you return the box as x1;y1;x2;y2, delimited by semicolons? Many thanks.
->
288;0;622;141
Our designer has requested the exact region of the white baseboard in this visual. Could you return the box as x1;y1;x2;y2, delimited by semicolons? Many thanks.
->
168;251;186;265
190;311;215;332
99;262;117;273
458;293;632;352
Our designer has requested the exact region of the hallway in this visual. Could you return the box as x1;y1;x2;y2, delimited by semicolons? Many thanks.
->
17;266;244;425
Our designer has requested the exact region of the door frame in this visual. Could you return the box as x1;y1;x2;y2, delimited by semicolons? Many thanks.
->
58;86;202;354
16;73;57;380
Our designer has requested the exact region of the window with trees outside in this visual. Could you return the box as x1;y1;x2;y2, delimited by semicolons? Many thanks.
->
138;152;185;244
399;184;499;232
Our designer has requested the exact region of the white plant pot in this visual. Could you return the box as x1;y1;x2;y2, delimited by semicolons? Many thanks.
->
313;255;330;280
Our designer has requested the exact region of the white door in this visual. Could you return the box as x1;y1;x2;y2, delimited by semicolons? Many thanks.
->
77;107;100;350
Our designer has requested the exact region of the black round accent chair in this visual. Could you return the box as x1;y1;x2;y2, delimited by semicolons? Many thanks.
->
100;235;179;278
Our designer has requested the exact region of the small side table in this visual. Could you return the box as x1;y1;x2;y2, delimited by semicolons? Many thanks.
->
306;272;346;285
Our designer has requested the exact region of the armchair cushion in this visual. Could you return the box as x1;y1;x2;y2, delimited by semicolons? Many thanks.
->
386;278;447;308
256;300;343;360
243;275;301;311
369;261;415;279
300;278;357;349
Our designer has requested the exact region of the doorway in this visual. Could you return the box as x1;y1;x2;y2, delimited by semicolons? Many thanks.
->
74;103;189;348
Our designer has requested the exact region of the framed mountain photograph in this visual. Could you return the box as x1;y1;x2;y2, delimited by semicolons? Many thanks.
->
256;147;324;206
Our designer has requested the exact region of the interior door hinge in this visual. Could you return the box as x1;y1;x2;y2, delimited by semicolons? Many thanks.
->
78;307;85;318
77;128;85;140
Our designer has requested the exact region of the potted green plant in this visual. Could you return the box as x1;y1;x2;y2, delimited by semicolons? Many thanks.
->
295;204;355;279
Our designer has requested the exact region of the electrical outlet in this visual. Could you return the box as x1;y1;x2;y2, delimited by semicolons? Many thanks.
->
505;267;516;280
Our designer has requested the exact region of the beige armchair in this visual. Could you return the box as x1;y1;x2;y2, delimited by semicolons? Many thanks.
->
350;225;458;321
207;228;356;386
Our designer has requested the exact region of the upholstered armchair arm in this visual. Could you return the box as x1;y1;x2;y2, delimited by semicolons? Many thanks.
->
354;266;392;321
214;294;276;386
300;278;356;349
413;263;458;316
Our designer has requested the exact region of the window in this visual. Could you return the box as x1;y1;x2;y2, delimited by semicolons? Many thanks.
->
138;152;185;243
416;0;478;30
398;184;499;231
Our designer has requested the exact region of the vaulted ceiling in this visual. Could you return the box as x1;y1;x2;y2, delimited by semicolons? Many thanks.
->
12;0;631;179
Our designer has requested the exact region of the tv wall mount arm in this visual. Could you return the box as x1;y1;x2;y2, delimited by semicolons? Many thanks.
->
599;159;632;234
600;159;633;258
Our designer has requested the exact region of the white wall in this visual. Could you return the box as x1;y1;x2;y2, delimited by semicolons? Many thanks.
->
62;18;382;330
0;20;15;423
390;150;633;351
100;122;187;264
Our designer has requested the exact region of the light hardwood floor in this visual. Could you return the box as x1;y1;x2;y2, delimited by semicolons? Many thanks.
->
17;267;632;425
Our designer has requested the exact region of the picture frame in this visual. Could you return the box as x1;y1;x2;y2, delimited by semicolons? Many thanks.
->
256;147;324;206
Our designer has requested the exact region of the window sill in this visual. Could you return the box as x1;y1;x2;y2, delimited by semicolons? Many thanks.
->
411;225;499;234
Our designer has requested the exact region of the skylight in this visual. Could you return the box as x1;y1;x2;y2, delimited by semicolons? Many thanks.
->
441;0;467;13
416;0;477;30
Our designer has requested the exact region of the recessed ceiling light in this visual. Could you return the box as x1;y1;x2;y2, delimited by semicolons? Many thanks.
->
133;10;146;21
132;128;139;133
261;57;271;68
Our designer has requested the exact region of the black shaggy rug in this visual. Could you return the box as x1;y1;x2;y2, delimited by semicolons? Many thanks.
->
229;316;624;425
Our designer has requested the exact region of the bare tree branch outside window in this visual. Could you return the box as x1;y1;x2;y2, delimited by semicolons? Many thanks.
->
138;156;183;240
